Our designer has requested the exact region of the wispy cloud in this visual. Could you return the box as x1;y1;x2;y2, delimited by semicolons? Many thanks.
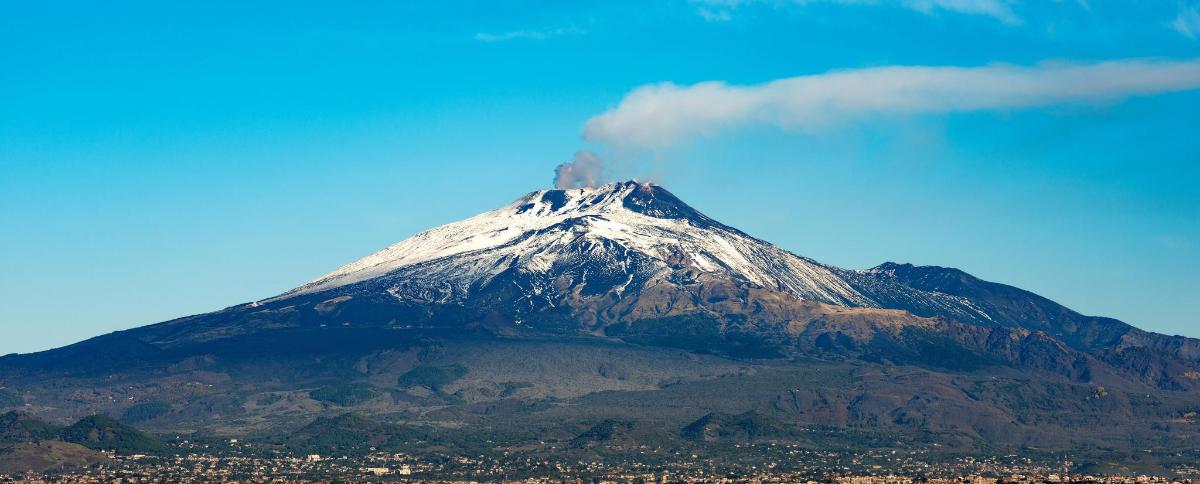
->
914;0;1019;23
1172;4;1200;39
583;58;1200;149
691;0;1021;24
474;25;585;43
695;6;734;22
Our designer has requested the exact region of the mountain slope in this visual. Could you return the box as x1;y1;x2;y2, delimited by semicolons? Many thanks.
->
3;182;1196;385
0;180;1196;459
262;182;1195;381
847;262;1200;389
280;181;878;308
58;415;166;455
848;262;1132;349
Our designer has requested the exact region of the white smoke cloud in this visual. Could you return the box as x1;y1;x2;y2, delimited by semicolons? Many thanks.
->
582;58;1200;149
553;151;606;189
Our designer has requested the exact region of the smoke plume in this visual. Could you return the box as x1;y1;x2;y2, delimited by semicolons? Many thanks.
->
582;58;1200;149
553;151;605;189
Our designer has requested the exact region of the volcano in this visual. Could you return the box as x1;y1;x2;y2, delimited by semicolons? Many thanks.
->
2;181;1198;463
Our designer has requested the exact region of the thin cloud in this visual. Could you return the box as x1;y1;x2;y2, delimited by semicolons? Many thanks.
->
696;6;734;22
691;0;1020;24
1172;4;1200;39
902;0;1020;23
583;58;1200;149
474;25;585;43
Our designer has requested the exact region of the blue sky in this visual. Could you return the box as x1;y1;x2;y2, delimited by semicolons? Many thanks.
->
1;1;1198;354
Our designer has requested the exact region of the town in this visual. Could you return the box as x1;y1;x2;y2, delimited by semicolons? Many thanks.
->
3;442;1197;483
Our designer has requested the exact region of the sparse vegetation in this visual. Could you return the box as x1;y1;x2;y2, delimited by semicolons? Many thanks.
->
0;389;20;409
59;414;167;455
309;383;378;406
397;364;467;392
121;402;170;423
681;410;788;443
499;381;533;397
256;394;284;406
0;411;60;444
286;413;427;454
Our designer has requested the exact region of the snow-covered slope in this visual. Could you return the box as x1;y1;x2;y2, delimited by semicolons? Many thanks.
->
278;181;872;306
270;180;998;330
14;180;1200;408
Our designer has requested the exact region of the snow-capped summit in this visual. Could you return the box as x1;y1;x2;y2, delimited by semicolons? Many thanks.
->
279;181;875;307
267;180;1011;337
10;184;1200;449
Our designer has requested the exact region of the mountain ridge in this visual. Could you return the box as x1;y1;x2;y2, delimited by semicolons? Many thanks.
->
0;180;1196;461
3;181;1195;383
